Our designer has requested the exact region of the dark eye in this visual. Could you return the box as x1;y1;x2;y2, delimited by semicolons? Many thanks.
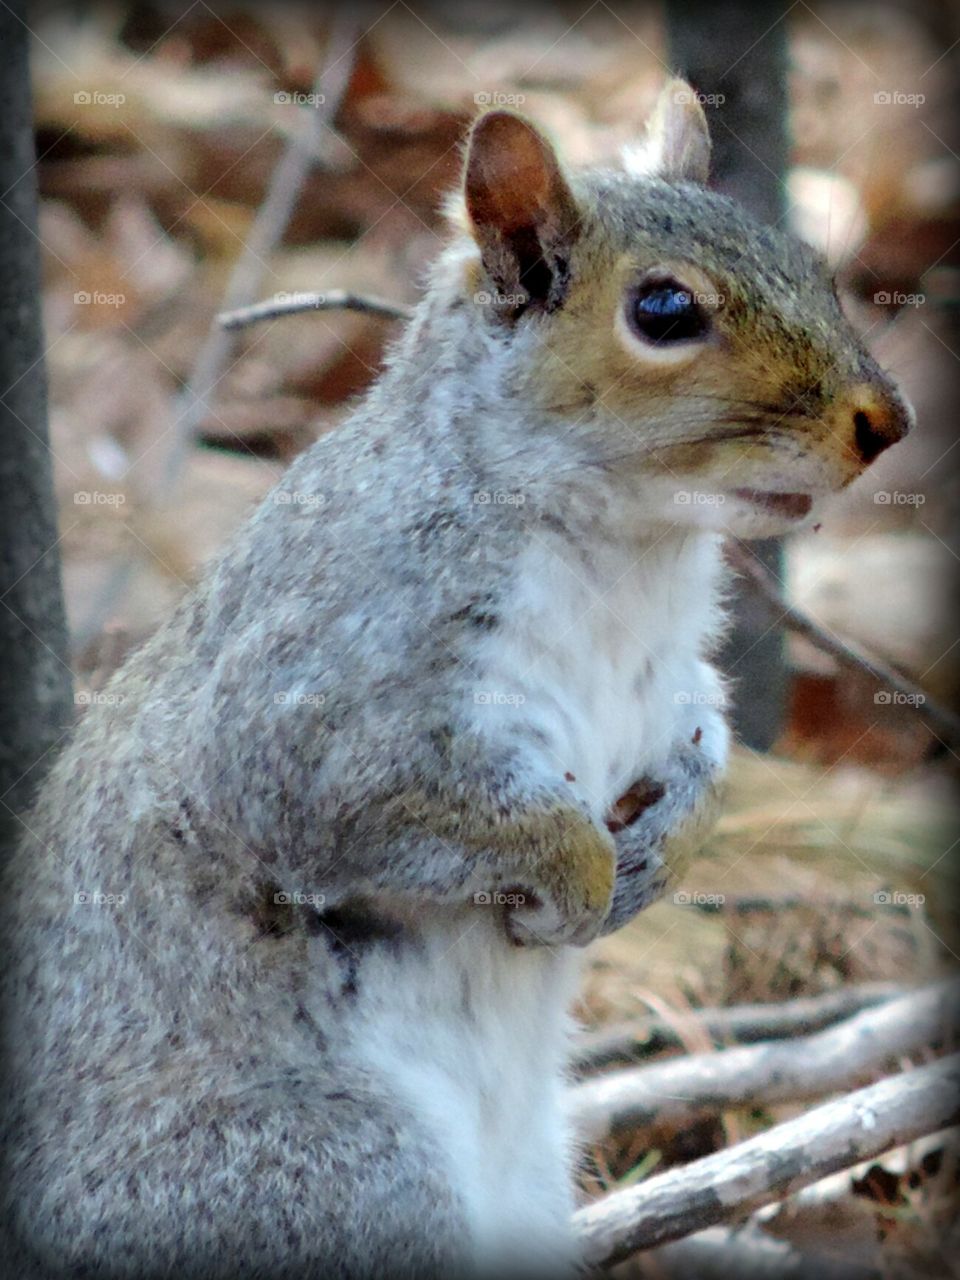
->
629;278;709;344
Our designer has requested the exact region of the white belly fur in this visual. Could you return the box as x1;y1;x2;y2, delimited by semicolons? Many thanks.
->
346;909;583;1270
343;526;726;1270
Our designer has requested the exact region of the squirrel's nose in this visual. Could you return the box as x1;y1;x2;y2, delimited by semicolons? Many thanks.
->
848;382;914;465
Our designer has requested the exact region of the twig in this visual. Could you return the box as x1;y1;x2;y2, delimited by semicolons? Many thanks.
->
573;982;902;1073
218;289;412;329
574;1050;960;1268
572;978;958;1140
74;19;359;650
158;19;358;500
755;1124;959;1233
640;1224;879;1280
704;895;908;917
726;539;960;749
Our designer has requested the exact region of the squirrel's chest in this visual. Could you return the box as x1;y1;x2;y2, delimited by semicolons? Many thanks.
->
469;530;723;810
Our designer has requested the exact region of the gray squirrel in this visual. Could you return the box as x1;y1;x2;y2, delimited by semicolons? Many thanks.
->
1;79;911;1279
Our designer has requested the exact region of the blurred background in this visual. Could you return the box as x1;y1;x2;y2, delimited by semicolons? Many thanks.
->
12;1;960;1270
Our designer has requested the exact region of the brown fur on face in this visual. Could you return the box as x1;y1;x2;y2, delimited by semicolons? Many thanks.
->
511;174;906;504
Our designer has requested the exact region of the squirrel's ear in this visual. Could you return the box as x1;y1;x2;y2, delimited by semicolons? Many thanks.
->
463;111;580;314
624;78;711;184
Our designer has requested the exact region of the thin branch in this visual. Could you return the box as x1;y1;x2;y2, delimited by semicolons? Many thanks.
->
572;978;958;1141
641;1224;879;1280
157;19;358;501
218;290;412;329
755;1124;959;1233
574;1051;960;1268
726;539;960;749
74;19;359;651
572;982;902;1073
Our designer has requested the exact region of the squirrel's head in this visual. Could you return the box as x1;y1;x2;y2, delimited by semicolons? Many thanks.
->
452;78;912;536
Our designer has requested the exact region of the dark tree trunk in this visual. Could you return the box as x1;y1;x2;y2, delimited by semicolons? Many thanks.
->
0;2;72;851
665;0;790;750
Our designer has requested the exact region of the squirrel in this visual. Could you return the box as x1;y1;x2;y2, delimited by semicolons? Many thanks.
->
1;79;911;1280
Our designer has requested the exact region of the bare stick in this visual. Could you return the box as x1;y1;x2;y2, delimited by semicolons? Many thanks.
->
572;978;958;1140
573;982;902;1073
157;20;358;500
218;290;412;330
574;1051;960;1268
74;19;358;650
641;1224;879;1280
755;1124;958;1236
726;539;960;749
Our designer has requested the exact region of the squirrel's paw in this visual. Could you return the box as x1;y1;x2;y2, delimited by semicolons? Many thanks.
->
502;809;615;949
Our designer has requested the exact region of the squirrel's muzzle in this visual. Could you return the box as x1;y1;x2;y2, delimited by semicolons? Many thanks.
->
845;379;914;466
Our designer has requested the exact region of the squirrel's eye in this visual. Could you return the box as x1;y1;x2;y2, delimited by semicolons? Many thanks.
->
629;280;709;344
